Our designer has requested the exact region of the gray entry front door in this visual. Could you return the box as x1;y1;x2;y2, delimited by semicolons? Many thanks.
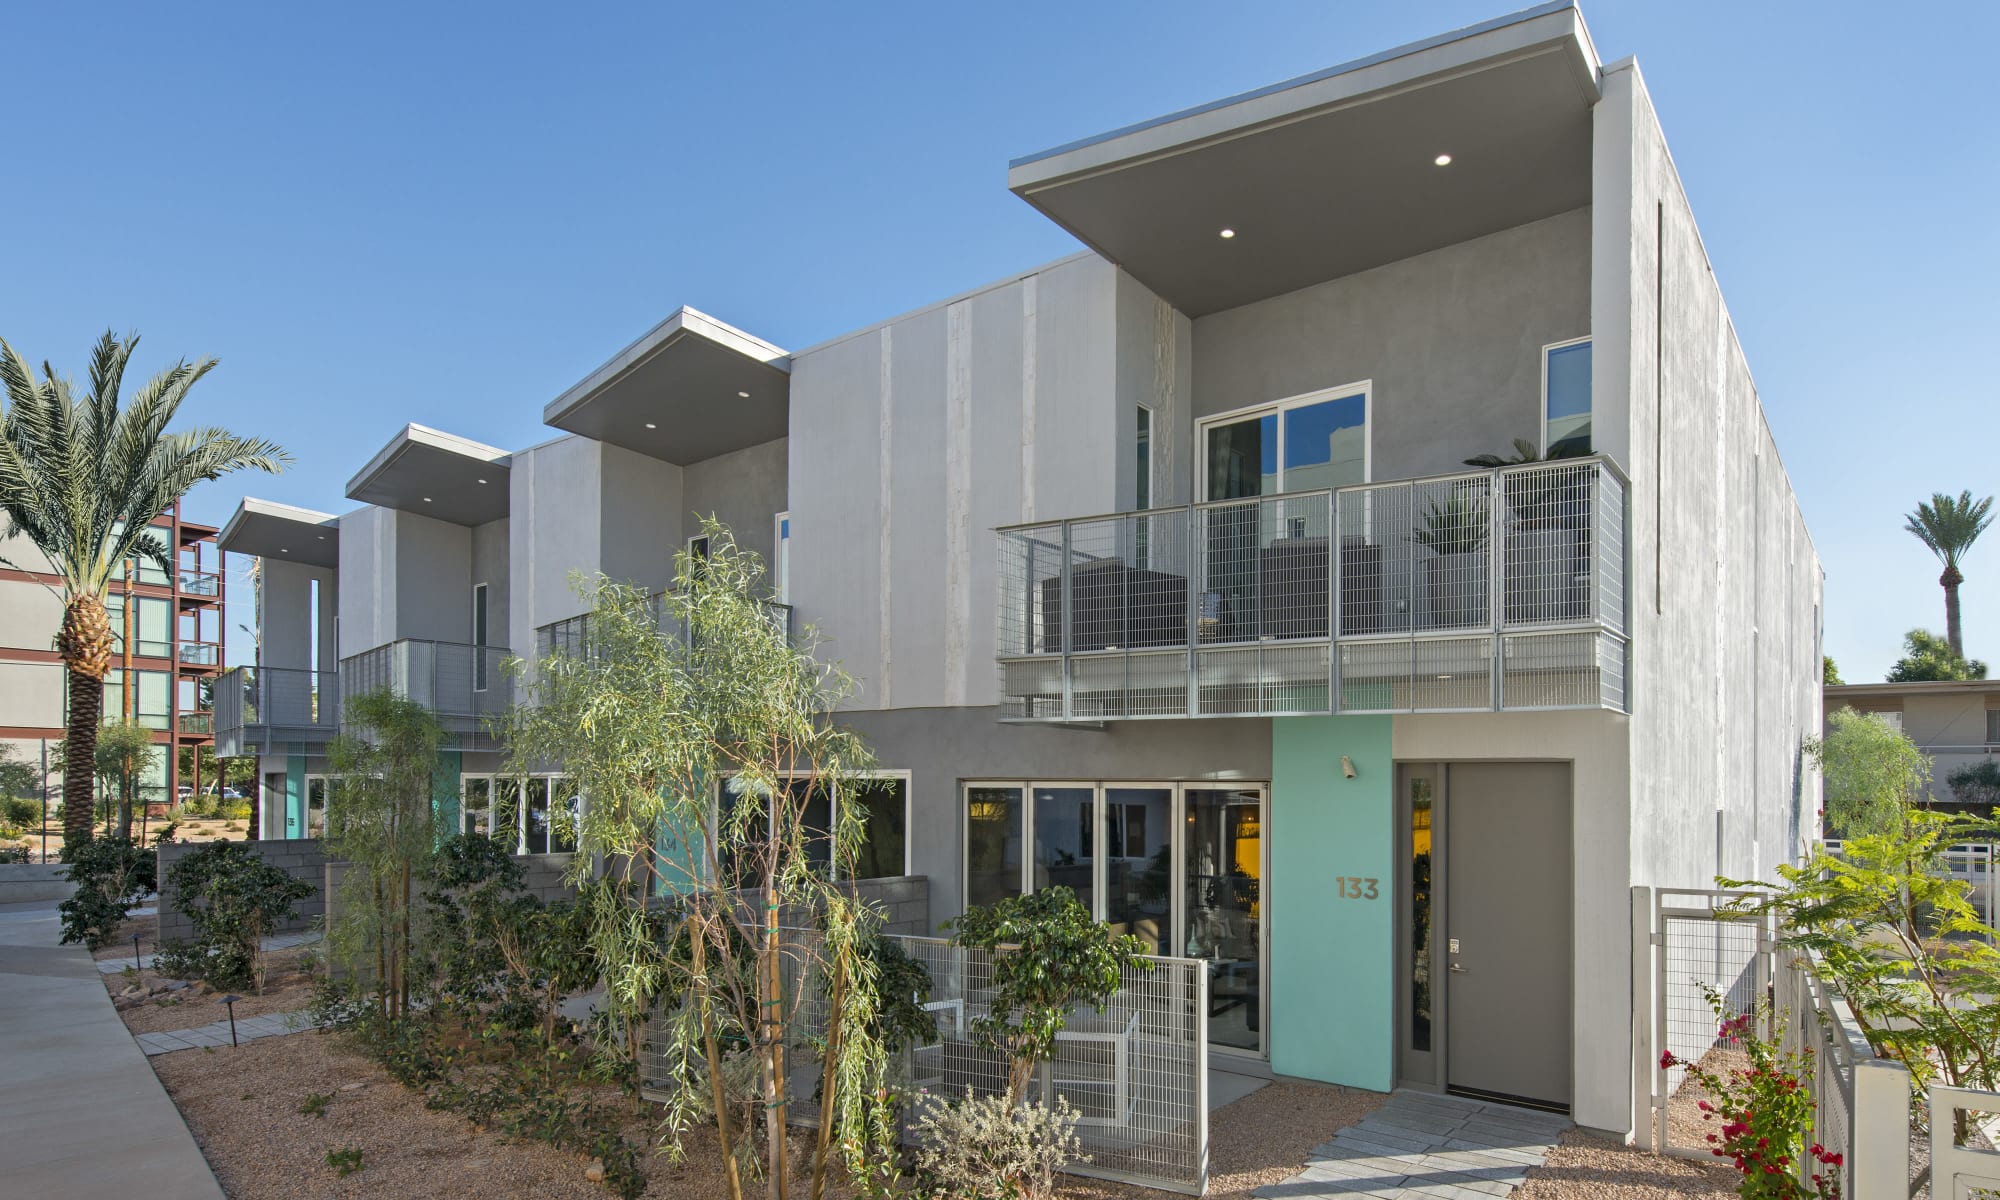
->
1444;762;1572;1110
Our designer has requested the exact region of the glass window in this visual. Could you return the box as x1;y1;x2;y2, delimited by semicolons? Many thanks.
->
136;670;171;730
472;584;489;691
1205;412;1276;501
965;785;1023;908
306;776;328;839
1409;774;1435;1054
1204;391;1367;500
717;777;833;886
1104;787;1173;954
1135;406;1152;511
525;776;552;854
493;777;524;853
1280;393;1368;492
135;598;172;658
1987;709;2000;746
1185;787;1262;1051
1031;786;1096;915
1545;339;1592;456
848;778;907;880
461;776;491;838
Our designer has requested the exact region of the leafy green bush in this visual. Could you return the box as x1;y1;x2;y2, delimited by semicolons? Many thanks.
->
947;888;1149;1103
222;799;252;822
325;1147;363;1177
0;845;29;865
155;842;314;990
57;834;156;949
2;795;40;828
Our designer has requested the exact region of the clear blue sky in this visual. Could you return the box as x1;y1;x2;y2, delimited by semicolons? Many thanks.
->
3;1;1993;680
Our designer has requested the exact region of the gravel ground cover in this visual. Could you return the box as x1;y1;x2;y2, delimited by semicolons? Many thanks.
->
1061;1080;1386;1200
91;910;160;961
107;955;318;1035
1515;1129;1738;1200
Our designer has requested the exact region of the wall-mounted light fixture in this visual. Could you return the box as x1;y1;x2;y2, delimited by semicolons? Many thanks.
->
1341;755;1357;780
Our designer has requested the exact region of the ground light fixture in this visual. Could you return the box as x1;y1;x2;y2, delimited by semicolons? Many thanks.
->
1434;153;1453;166
218;994;242;1046
1341;755;1357;779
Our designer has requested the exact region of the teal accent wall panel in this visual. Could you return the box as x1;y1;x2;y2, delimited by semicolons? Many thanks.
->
1269;714;1395;1091
285;754;305;838
433;750;463;837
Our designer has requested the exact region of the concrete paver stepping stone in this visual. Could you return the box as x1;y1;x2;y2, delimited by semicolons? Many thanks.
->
1255;1092;1568;1200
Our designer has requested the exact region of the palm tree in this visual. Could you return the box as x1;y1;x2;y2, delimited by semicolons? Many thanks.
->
1905;490;1995;660
0;331;287;849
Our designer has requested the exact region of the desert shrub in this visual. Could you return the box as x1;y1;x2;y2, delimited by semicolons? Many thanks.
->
0;845;29;864
155;841;314;990
57;834;156;949
222;799;253;822
2;795;40;828
912;1091;1084;1200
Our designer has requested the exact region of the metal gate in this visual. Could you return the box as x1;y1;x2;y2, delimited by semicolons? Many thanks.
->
1643;888;1775;1159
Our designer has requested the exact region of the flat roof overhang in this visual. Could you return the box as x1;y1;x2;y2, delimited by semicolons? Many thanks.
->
344;424;511;527
1008;1;1602;317
217;498;341;568
542;307;791;466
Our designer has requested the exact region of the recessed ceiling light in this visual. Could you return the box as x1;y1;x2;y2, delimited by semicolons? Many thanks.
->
279;548;289;554
476;478;487;485
316;535;325;541
422;497;432;503
1434;154;1453;166
644;422;657;429
737;390;749;399
1218;228;1236;239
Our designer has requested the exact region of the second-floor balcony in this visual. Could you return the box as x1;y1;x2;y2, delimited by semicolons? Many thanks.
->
177;569;221;601
535;591;793;662
339;639;512;746
177;641;221;669
996;457;1628;721
214;665;340;758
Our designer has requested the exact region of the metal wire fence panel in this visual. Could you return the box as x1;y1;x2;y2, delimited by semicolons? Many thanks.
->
995;459;1627;721
1410;637;1495;710
1500;630;1609;709
1776;947;1856;1195
1499;461;1597;627
640;932;1208;1195
1409;473;1495;633
1594;468;1627;635
1654;890;1772;1159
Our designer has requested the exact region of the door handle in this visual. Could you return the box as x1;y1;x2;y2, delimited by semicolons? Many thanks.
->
1448;963;1468;973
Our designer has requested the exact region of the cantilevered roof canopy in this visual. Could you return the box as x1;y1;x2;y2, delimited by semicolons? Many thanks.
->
345;424;511;527
1008;2;1601;317
542;307;790;466
218;498;341;569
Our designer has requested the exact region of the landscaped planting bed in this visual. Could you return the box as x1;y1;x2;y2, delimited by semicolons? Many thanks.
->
1515;1129;1737;1200
105;945;318;1035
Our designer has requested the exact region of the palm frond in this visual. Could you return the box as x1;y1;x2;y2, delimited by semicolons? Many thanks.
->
1905;490;1996;568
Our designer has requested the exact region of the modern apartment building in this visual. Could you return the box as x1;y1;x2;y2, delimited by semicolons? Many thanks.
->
0;501;229;811
220;3;1823;1137
1824;679;2000;811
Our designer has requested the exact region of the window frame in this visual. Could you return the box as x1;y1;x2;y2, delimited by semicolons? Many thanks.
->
1195;381;1373;502
1540;336;1593;457
471;582;490;692
709;769;912;882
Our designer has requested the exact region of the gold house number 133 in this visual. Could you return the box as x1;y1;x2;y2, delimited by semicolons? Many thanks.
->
1336;877;1380;900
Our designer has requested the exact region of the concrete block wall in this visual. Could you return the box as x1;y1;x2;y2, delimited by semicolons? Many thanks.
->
516;853;578;904
157;839;328;945
848;875;932;937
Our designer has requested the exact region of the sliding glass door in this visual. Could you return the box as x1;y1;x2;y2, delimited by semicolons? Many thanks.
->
961;780;1269;1056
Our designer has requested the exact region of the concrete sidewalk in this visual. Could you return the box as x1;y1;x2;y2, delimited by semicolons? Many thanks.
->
0;898;225;1199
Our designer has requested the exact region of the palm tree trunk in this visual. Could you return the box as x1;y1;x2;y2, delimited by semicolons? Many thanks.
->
61;668;101;848
1944;567;1965;660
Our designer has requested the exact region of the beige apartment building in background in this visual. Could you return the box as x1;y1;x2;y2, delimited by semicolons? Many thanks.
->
0;502;230;814
1824;678;2000;810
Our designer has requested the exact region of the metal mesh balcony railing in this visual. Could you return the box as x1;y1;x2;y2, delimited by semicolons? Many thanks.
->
177;641;220;667
997;457;1628;721
534;592;793;662
338;640;511;742
213;665;340;757
177;569;220;597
